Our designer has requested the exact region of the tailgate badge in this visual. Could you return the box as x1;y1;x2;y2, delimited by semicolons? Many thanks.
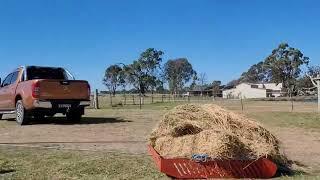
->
63;86;70;91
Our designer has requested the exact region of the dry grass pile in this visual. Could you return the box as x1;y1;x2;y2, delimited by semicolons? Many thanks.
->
149;104;288;166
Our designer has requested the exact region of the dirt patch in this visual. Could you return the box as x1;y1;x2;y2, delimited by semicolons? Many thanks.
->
271;127;320;174
0;109;164;154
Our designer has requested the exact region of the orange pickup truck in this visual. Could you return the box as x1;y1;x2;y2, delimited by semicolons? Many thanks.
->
0;66;91;125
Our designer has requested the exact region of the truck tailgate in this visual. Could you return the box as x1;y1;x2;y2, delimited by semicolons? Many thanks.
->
38;80;89;100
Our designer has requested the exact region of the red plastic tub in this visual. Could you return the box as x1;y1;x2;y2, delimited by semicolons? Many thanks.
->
148;145;277;179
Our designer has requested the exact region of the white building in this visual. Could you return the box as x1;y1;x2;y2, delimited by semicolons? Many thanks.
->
222;83;283;99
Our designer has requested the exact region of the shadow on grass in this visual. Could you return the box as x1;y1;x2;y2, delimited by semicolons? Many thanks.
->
3;117;132;125
275;160;308;178
0;169;15;174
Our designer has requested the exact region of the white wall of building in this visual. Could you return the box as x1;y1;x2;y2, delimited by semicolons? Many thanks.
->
223;83;267;99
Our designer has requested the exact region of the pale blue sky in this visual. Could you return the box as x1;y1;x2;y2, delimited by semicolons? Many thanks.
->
0;0;319;90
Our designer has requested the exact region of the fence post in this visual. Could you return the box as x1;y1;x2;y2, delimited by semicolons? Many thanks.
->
240;98;244;112
161;94;164;103
132;95;135;105
139;93;142;109
110;94;113;106
188;95;190;103
94;89;99;109
151;93;154;104
142;95;144;105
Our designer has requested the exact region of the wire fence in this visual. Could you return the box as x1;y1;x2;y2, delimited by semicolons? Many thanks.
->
89;91;318;112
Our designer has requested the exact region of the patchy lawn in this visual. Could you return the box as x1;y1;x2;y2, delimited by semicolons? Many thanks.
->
0;147;166;180
247;112;320;132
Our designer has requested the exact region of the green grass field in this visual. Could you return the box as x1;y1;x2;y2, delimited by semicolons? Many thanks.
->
0;101;319;179
0;146;318;180
0;147;166;180
248;112;320;131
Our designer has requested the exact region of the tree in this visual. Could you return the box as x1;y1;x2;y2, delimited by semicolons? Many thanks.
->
189;72;198;91
226;79;240;88
164;58;196;94
103;64;124;96
198;73;207;96
263;43;309;91
239;61;267;83
124;48;164;95
212;80;222;97
296;65;320;93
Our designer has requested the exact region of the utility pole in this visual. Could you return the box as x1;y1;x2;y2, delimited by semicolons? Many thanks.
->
309;74;320;112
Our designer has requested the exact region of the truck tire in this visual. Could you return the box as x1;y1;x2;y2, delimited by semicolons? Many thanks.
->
16;100;29;125
0;114;2;120
66;110;82;123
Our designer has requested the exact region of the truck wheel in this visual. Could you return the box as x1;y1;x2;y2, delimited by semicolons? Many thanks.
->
16;100;29;125
0;114;2;120
66;111;82;123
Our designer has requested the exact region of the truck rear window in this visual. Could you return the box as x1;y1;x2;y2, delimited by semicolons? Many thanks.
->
27;67;68;80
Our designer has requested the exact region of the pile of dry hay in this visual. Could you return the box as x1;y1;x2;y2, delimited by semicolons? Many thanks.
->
149;104;289;166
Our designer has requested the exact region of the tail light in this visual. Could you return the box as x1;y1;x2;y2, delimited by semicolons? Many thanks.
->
32;81;40;98
87;84;91;98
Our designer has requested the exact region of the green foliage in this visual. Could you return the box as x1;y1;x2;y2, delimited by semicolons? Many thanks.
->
296;65;320;92
103;64;124;96
232;43;310;94
226;79;240;88
124;48;164;94
239;61;267;83
263;43;309;90
212;80;222;96
164;58;196;94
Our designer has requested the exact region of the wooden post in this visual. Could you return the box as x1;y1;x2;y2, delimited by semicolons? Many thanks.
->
289;89;293;112
162;94;164;103
240;98;244;112
317;80;320;112
132;95;135;105
110;93;113;106
142;95;144;105
139;93;142;109
94;89;99;109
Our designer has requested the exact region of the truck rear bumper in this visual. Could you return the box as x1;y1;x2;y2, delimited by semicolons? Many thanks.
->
33;100;90;109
